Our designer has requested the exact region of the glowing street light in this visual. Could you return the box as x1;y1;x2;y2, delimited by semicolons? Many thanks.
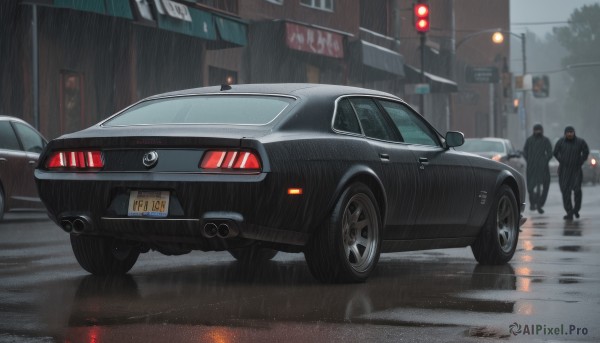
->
492;31;504;44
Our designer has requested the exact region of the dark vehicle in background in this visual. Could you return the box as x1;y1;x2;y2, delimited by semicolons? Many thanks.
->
582;149;599;185
34;84;526;283
456;137;526;177
0;116;47;220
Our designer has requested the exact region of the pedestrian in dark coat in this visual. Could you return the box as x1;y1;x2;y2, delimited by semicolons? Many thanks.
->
523;124;553;214
553;126;589;220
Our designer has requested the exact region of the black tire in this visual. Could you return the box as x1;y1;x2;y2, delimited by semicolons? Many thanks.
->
70;235;139;275
304;182;382;283
228;245;278;262
471;184;520;265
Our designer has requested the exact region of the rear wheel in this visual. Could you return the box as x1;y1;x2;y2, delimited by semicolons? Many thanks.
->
471;185;519;264
228;245;278;262
70;235;139;275
304;183;381;283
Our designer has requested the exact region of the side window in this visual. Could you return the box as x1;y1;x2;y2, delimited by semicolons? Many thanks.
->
13;122;45;153
333;98;361;134
378;100;440;146
349;98;396;141
0;121;21;150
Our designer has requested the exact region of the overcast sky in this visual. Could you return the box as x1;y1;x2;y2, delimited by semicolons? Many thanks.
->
510;0;600;38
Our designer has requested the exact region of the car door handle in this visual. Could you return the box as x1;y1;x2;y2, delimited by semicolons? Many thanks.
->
0;157;6;163
379;153;390;162
418;157;429;169
28;160;37;166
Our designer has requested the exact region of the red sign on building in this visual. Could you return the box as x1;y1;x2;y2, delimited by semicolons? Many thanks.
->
285;22;344;58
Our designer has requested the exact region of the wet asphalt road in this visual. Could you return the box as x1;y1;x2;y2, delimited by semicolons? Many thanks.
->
1;181;599;343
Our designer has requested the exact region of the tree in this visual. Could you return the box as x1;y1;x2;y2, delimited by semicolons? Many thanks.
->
554;4;600;148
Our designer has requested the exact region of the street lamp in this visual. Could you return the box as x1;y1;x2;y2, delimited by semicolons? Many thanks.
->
455;29;527;139
491;31;528;140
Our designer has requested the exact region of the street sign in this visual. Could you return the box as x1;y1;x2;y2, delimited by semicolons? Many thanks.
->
414;83;430;94
466;66;499;83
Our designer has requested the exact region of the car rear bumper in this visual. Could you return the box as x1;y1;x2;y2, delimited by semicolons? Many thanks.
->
35;170;314;248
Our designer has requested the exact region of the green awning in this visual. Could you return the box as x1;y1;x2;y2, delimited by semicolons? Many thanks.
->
105;0;133;19
215;16;247;46
190;7;217;40
53;0;133;19
157;7;217;40
53;0;105;15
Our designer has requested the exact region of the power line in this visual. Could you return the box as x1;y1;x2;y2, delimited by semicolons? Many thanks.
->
511;21;570;26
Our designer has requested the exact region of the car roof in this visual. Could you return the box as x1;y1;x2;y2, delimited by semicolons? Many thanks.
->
148;83;399;100
0;115;33;126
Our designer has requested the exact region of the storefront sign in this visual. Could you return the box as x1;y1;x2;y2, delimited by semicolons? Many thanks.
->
285;22;344;58
161;0;192;22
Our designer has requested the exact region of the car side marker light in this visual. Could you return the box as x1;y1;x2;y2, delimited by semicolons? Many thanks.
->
287;188;303;195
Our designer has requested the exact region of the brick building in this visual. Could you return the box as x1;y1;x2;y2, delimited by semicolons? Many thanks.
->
1;0;509;140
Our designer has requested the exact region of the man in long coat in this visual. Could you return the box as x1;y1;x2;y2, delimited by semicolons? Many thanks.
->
523;124;553;214
553;126;589;220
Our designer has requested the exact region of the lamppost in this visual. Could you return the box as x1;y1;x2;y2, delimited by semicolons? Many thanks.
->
490;30;527;140
455;29;527;138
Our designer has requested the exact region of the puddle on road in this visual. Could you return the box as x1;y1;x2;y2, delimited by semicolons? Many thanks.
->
466;326;510;339
558;245;584;252
559;273;582;284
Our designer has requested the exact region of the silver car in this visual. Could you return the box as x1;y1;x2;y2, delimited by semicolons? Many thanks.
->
456;137;526;176
0;116;47;220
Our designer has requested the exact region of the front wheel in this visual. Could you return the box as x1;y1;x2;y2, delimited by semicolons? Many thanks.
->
70;235;139;275
471;184;519;264
304;183;382;283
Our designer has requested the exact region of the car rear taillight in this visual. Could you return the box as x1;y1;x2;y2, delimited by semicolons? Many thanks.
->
591;158;597;167
46;151;104;169
200;150;261;171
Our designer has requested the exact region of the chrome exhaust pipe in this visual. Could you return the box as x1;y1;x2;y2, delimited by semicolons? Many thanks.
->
203;223;218;238
217;223;230;238
73;218;87;233
60;220;73;233
217;222;239;238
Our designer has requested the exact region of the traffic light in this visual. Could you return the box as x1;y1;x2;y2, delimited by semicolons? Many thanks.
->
414;2;430;33
532;75;549;98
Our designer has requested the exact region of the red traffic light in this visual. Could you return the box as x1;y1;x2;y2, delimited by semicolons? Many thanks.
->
414;3;430;33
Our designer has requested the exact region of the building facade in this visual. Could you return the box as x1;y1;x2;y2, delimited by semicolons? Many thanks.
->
1;0;509;141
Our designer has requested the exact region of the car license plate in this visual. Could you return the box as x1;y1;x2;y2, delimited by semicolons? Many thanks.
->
127;190;170;218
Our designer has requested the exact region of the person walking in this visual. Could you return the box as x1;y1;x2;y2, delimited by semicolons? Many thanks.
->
523;124;553;214
553;126;589;220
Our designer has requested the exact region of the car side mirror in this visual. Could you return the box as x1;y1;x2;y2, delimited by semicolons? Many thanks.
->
508;151;522;159
445;131;464;148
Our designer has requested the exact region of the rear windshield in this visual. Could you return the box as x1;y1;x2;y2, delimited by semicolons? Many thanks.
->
103;95;294;126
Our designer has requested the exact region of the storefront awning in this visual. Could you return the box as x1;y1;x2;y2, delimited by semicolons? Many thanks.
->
157;6;217;40
215;16;248;47
350;40;405;80
46;0;246;47
404;64;458;93
53;0;133;19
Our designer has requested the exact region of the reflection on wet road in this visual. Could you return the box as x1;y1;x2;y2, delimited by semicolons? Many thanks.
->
1;182;599;342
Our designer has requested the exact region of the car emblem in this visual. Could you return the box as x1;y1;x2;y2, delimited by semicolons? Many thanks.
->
143;151;159;168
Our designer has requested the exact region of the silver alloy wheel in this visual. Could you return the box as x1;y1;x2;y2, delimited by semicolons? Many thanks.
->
496;195;517;253
341;193;379;273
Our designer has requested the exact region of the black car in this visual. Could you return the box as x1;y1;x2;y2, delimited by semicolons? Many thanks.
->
34;84;526;283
